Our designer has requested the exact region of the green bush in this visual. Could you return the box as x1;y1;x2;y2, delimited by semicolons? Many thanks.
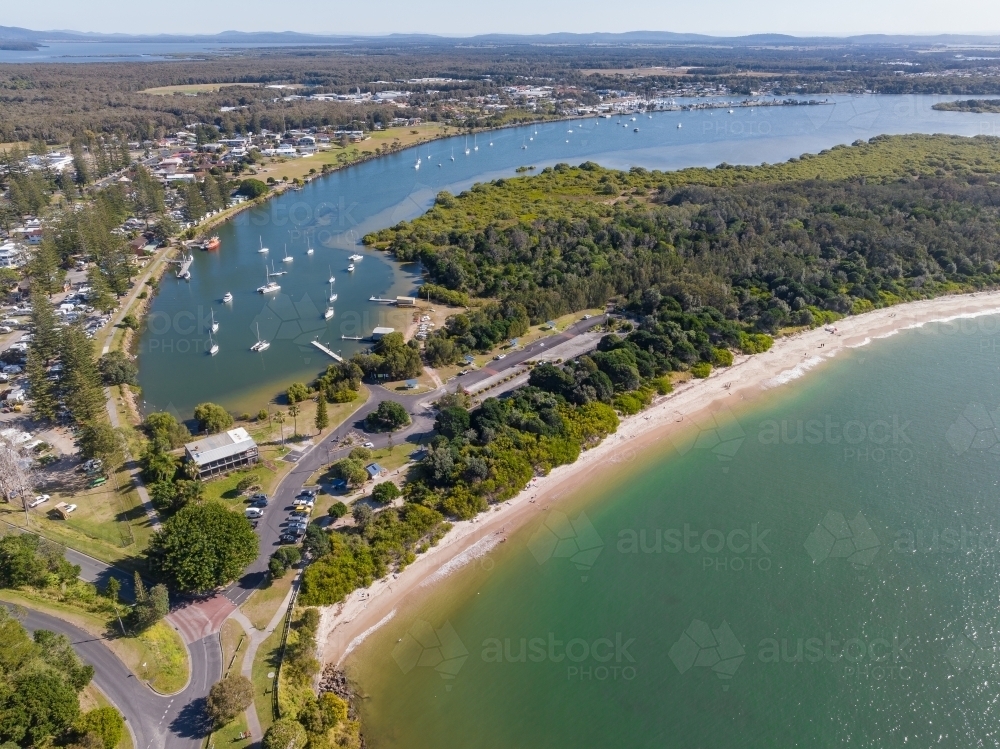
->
712;347;734;367
691;362;712;379
328;502;348;519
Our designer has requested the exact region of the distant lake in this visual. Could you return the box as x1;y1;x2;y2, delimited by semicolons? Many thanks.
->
135;94;1000;417
0;41;320;63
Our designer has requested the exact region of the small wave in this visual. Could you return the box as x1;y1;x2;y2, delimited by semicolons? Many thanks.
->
874;330;898;340
763;356;825;388
848;337;871;348
422;533;503;587
338;609;396;664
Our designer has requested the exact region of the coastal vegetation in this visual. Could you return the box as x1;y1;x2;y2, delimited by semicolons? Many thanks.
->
932;99;1000;113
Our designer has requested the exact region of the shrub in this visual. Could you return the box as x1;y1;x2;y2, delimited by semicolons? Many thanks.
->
712;347;734;367
371;481;401;504
193;402;233;434
206;675;254;727
365;401;410;432
651;376;673;395
263;719;306;749
235;474;259;494
691;362;712;379
328;502;348;519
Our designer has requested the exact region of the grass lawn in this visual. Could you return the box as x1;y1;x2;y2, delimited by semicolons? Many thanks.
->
1;464;154;567
79;683;135;749
241;569;294;631
142;83;263;95
220;618;247;678
254;123;450;183
0;589;189;694
210;711;252;749
251;627;284;732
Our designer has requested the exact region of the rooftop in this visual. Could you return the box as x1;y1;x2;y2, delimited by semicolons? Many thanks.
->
185;427;256;467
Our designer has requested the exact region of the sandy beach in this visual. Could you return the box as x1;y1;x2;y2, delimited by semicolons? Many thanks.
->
318;290;1000;665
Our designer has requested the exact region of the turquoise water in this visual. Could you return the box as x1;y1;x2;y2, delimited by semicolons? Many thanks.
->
349;317;1000;747
137;94;1000;417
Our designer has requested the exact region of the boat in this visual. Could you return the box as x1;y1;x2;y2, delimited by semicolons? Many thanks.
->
258;237;268;253
257;268;280;294
306;240;314;255
438;163;442;167
728;109;734;114
347;263;355;272
329;281;337;303
630;117;636;121
207;330;219;356
342;335;363;341
210;310;219;334
602;114;612;119
521;136;527;150
205;236;221;251
634;128;639;133
450;147;455;161
328;267;335;284
464;136;470;155
250;323;270;352
473;134;478;151
414;157;420;170
269;260;286;277
677;123;682;129
222;292;233;303
349;253;363;261
324;308;335;320
282;244;293;263
567;129;573;133
489;140;493;146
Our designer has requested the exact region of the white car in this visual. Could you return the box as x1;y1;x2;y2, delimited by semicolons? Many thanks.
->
494;353;507;360
29;494;50;508
362;441;375;449
245;507;264;519
582;314;593;320
62;504;77;514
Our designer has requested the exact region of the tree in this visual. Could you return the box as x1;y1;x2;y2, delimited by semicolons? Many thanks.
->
328;502;348;519
331;458;367;488
193;402;233;434
435;406;470;439
302;524;331;558
78;423;126;470
237;179;268;199
27;239;66;297
62;323;107;425
268;547;301;578
74;707;124;749
0;437;34;517
97;351;138;386
147;502;258;593
371;481;401;505
104;577;121;604
314;392;329;434
132;582;169;630
286;382;309;404
262;719;306;749
352;503;373;530
288;403;300;437
206;675;253;727
3;671;80;747
143;412;191;450
365;401;410;432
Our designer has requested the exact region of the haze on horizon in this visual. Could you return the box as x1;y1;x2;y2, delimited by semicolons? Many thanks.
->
6;0;1000;38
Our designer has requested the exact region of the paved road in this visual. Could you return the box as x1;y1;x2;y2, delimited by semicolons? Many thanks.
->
8;604;220;749
223;313;607;605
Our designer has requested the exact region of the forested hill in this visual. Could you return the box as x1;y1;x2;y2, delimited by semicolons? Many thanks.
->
365;134;1000;330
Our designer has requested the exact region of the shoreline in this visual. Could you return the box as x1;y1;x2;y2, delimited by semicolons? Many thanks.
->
317;289;1000;666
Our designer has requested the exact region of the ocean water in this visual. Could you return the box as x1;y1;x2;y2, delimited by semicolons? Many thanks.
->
348;315;1000;748
137;94;1000;416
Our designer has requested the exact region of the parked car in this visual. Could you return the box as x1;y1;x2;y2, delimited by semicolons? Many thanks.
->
245;507;264;519
28;494;50;508
362;441;375;449
61;504;77;514
494;353;506;360
279;533;300;544
251;492;268;503
297;488;319;498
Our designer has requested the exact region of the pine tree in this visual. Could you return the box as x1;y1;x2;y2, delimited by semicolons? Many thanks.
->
27;238;65;297
26;353;56;422
61;324;106;426
186;182;206;221
314;392;329;434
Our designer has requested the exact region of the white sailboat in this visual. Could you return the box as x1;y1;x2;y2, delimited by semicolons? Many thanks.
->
677;122;682;129
210;310;219;334
414;156;421;170
306;239;314;255
464;136;470;155
347;263;355;272
222;292;233;303
269;260;286;277
282;244;293;263
328;281;338;303
450;146;455;161
250;322;270;352
207;329;219;356
328;266;335;284
349;253;363;261
324;307;335;320
258;237;268;253
257;268;280;294
473;134;478;151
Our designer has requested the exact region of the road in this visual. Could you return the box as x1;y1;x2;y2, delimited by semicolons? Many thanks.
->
7;604;220;749
222;313;607;605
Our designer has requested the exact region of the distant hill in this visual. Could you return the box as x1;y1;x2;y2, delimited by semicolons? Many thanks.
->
3;25;1000;48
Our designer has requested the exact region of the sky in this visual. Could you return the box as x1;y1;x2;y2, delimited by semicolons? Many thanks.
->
5;0;1000;37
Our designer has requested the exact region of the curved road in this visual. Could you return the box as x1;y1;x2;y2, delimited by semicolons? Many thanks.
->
7;604;220;749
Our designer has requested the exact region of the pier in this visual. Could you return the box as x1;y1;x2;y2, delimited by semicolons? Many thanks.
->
310;340;344;362
173;254;194;279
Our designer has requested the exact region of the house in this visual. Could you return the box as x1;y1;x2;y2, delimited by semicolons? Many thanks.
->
184;427;259;479
0;242;23;269
371;327;394;341
365;463;384;480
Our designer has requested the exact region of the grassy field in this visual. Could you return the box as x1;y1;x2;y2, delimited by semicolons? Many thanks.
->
254;123;450;183
220;618;247;678
0;589;189;694
251;627;284;732
79;683;135;749
141;83;263;95
0;464;154;566
209;710;252;749
241;569;294;631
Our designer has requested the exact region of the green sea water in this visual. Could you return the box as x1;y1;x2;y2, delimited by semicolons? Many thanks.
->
346;313;1000;748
